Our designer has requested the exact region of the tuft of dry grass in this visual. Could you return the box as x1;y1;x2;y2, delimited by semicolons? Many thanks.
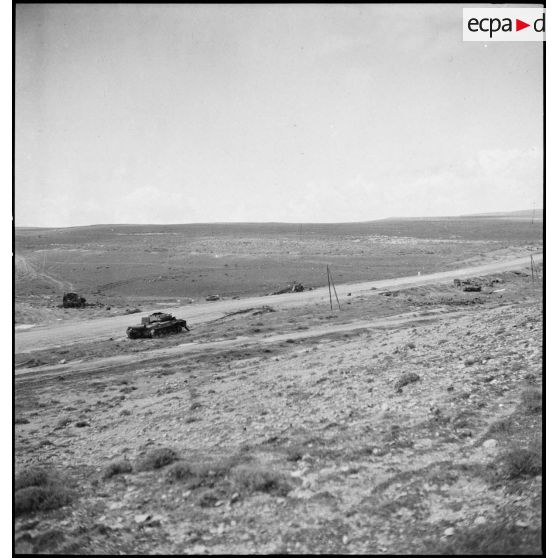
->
424;522;541;555
103;459;133;479
14;467;73;516
54;417;72;430
394;372;420;392
230;465;293;496
499;445;542;479
486;417;513;436
520;388;542;414
136;447;179;471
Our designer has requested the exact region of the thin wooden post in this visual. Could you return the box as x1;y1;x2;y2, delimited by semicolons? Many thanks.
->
326;265;333;311
328;266;341;310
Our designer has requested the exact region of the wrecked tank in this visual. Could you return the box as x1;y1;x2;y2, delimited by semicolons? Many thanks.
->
126;312;189;339
62;292;87;308
272;282;305;295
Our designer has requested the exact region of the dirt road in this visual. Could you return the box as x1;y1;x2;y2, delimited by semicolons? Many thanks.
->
15;307;465;378
15;254;541;354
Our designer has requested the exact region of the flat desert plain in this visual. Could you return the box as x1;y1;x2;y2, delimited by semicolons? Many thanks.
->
14;218;543;554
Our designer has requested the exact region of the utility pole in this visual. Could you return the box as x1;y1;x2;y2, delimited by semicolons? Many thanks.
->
327;265;333;311
326;265;341;311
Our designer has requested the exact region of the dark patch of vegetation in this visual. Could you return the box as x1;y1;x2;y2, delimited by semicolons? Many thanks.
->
15;468;52;490
394;372;420;392
424;522;541;555
285;445;305;462
230;465;294;496
486;417;513;436
520;388;542;414
15;417;29;424
136;447;179;471
14;468;73;516
103;459;133;479
54;417;72;430
499;445;542;480
75;421;90;428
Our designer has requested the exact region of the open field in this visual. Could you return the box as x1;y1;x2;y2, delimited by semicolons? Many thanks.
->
14;218;543;554
15;219;542;324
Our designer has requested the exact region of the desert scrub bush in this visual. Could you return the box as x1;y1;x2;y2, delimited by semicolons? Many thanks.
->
520;388;542;414
424;522;541;555
15;417;29;424
166;456;248;487
135;447;179;471
15;467;52;490
394;372;420;392
14;468;73;516
103;459;133;479
486;417;513;436
230;465;294;496
285;445;305;462
499;445;542;479
54;417;72;430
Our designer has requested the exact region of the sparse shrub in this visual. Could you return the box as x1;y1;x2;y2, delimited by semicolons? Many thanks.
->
521;388;542;414
166;461;199;484
15;417;29;424
196;488;221;507
425;522;541;555
75;421;89;428
15;467;52;490
54;417;72;430
230;465;293;496
487;418;513;436
15;486;73;516
14;468;73;516
166;457;245;488
136;447;179;471
394;372;420;391
500;445;542;479
119;409;132;417
285;446;305;462
103;459;133;479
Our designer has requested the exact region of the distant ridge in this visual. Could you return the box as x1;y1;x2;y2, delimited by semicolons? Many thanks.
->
15;209;543;230
382;209;543;221
460;209;543;219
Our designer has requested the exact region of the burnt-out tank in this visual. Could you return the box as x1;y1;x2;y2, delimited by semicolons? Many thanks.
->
62;292;87;308
126;312;189;339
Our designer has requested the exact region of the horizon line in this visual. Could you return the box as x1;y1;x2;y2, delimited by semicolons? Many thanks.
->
14;208;544;230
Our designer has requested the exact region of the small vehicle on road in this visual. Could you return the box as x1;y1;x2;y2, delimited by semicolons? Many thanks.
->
126;312;189;339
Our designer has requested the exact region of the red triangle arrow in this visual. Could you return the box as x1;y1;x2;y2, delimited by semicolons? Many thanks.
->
516;19;530;31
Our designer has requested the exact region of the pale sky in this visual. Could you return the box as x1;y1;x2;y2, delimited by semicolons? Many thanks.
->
15;4;543;227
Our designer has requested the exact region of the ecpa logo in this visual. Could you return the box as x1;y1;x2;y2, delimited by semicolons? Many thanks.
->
463;8;545;42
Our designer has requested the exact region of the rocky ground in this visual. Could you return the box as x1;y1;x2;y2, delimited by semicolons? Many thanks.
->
14;272;542;554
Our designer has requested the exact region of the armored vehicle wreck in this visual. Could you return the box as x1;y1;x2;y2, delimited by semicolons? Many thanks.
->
126;312;189;339
62;292;87;308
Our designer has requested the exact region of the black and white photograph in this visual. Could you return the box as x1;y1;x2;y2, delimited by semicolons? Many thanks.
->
14;3;544;554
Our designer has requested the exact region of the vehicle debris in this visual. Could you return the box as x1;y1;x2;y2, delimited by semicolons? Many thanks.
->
272;282;305;295
126;312;189;339
62;292;87;308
